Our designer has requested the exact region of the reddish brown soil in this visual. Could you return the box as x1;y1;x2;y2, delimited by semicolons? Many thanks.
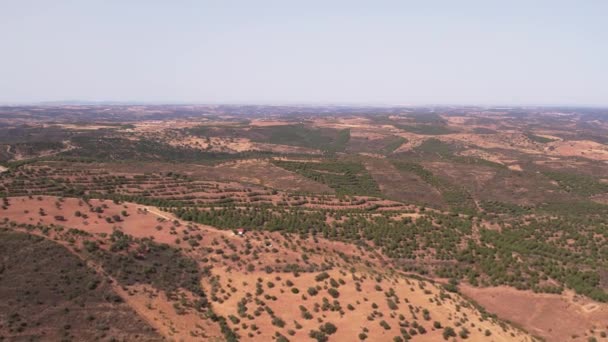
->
461;285;608;342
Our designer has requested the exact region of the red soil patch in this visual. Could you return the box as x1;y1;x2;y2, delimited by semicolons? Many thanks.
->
460;285;608;341
208;268;532;342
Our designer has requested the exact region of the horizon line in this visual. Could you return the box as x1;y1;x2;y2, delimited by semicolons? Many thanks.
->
1;100;607;109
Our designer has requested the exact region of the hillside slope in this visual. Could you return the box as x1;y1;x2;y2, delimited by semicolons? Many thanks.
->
0;196;535;341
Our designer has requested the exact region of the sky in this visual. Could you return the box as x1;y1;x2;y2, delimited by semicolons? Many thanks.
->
0;0;607;106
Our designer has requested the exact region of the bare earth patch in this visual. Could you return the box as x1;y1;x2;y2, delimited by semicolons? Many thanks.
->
461;285;608;341
249;119;294;127
458;149;506;165
546;140;608;161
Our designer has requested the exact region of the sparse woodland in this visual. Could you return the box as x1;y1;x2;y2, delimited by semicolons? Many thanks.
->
2;106;608;341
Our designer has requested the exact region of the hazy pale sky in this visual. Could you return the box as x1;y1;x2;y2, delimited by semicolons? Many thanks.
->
1;0;607;105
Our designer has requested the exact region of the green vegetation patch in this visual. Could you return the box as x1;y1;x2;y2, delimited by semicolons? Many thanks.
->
413;138;457;155
272;159;381;196
174;207;329;234
479;200;531;215
525;132;557;143
391;160;475;213
62;136;275;163
249;124;350;152
448;155;506;169
539;200;608;216
412;139;505;169
472;127;498;134
381;136;408;154
402;112;447;124
543;171;608;196
395;124;456;135
186;122;250;137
